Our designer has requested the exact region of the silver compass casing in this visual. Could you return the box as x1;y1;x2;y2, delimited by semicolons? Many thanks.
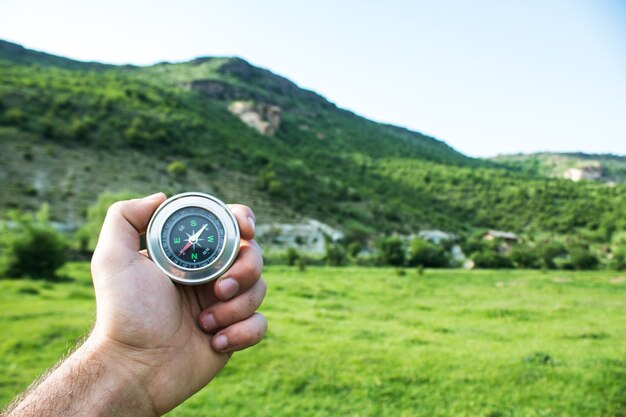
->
146;192;240;285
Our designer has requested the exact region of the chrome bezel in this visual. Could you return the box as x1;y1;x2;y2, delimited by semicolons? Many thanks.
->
146;192;240;285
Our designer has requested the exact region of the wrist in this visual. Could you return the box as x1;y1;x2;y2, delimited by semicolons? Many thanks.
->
5;332;159;417
80;331;159;417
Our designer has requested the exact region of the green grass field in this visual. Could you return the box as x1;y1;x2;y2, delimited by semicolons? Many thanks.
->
1;264;625;416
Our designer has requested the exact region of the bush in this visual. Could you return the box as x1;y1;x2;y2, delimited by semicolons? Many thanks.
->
562;246;599;270
609;232;626;271
324;242;347;266
375;236;406;266
535;241;567;269
408;237;449;267
509;245;541;269
167;160;188;179
609;247;626;271
286;247;299;266
471;250;513;269
0;205;67;279
297;257;307;271
347;241;362;258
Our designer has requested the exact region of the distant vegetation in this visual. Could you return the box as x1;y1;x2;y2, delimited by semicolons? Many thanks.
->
0;205;67;279
1;39;626;273
492;152;626;183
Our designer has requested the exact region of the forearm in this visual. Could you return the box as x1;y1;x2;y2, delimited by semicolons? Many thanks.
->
3;337;157;417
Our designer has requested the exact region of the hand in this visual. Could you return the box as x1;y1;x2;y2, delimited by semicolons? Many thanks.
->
89;192;267;414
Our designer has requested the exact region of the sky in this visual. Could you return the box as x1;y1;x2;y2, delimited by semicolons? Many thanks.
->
0;0;625;157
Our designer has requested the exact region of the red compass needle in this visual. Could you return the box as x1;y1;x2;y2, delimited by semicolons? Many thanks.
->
178;224;208;256
178;241;193;256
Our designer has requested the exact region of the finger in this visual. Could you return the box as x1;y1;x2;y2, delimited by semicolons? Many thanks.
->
228;204;256;240
199;278;267;333
212;313;267;353
214;240;263;301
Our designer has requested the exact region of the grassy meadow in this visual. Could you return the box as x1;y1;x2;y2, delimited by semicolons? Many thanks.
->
1;264;625;416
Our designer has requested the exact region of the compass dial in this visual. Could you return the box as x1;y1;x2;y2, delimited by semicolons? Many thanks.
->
160;207;226;270
147;192;240;285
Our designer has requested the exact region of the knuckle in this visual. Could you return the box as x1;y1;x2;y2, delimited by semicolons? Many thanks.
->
240;205;255;220
257;278;267;298
238;327;260;347
106;201;126;217
240;251;262;278
247;291;259;310
249;240;264;259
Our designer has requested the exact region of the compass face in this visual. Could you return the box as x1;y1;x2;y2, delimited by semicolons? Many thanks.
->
160;206;226;270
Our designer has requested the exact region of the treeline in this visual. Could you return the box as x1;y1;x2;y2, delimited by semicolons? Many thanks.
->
2;202;625;281
275;233;626;271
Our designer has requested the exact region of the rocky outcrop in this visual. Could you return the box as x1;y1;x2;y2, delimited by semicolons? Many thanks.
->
227;101;282;136
563;164;603;182
256;219;344;254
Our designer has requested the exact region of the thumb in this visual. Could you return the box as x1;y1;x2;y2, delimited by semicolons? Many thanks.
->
94;193;167;263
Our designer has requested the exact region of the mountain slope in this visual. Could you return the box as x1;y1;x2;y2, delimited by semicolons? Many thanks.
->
1;39;625;241
492;152;626;183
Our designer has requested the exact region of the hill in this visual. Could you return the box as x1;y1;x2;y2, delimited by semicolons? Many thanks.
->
1;39;626;242
492;153;626;183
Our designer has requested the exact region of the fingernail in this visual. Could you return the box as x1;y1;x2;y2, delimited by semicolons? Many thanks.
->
248;216;255;233
213;334;229;351
219;278;239;300
143;192;163;200
201;314;218;332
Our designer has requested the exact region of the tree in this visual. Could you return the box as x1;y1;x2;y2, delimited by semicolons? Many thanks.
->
564;246;599;270
0;205;67;279
324;242;347;266
375;236;406;266
535;241;567;269
286;247;299;266
610;232;626;271
407;237;449;267
509;245;541;269
471;250;513;269
167;160;188;179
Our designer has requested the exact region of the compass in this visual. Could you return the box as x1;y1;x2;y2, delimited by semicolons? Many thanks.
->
146;192;240;285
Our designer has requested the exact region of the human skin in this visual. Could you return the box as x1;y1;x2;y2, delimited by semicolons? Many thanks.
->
3;193;267;416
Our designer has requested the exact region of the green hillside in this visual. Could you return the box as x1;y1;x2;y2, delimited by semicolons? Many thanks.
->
1;39;626;241
492;152;626;183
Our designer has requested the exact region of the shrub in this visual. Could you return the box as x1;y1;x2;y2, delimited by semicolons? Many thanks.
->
347;241;362;258
297;257;307;271
408;237;449;267
324;242;347;266
609;247;626;271
562;246;599;270
535;241;567;269
609;232;626;271
509;245;541;269
0;205;67;279
167;160;188;179
286;247;299;266
375;236;406;266
471;250;513;269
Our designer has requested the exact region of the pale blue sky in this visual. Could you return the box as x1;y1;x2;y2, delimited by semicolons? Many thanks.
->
0;0;624;157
